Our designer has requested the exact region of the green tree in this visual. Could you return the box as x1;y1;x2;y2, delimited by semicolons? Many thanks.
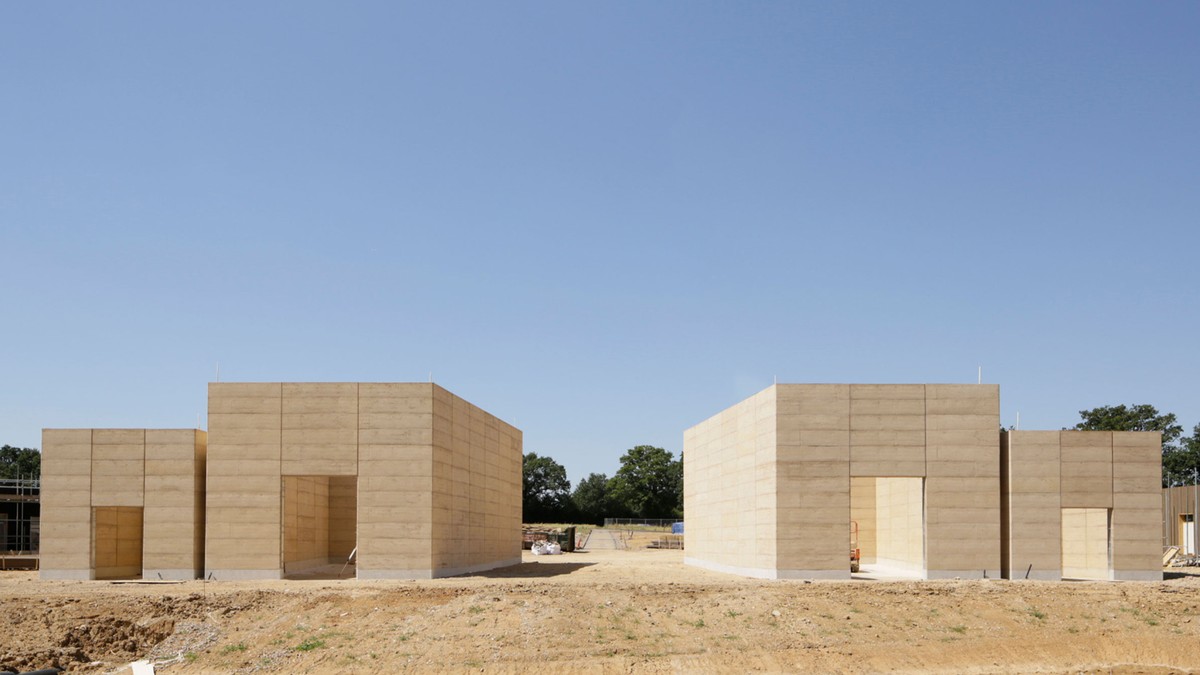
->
0;445;40;480
1072;404;1186;486
522;452;572;523
1073;404;1183;443
1164;424;1200;487
571;472;618;525
609;445;682;519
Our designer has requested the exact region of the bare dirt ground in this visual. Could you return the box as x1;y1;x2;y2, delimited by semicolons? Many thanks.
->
4;542;1200;674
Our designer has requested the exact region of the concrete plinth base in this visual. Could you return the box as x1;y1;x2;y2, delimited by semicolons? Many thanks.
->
203;568;283;581
40;569;93;581
142;568;201;581
926;569;1001;580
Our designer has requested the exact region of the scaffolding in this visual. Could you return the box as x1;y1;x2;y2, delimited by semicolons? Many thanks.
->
0;477;40;563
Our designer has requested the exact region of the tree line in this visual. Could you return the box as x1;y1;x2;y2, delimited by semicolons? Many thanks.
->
0;445;40;480
524;403;1200;524
4;402;1199;507
523;445;682;524
1071;404;1200;487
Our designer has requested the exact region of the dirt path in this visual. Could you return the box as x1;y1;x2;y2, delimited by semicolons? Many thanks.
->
3;551;1200;674
580;528;623;550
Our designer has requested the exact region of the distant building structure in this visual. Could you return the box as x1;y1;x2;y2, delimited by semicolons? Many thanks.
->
0;477;40;569
205;383;522;580
684;383;1162;581
39;382;521;581
39;429;206;580
1161;484;1200;558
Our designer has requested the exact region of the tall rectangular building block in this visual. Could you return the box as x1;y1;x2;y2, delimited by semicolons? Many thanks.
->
1002;430;1161;581
206;382;521;580
1001;430;1062;580
206;382;282;578
924;384;1000;579
683;386;778;578
685;383;1000;580
776;385;849;579
39;429;92;577
40;428;206;580
430;387;523;577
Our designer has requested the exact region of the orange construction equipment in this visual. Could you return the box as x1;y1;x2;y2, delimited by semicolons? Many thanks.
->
850;520;861;573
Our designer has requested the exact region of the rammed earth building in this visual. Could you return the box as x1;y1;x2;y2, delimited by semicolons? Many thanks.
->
684;384;1162;581
39;382;521;581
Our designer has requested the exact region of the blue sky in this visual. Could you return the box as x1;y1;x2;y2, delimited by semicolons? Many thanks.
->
2;3;1198;484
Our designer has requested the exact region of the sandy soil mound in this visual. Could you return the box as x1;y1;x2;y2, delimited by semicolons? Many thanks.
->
4;547;1200;673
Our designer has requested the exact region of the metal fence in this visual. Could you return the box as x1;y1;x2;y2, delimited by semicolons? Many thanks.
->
602;517;680;530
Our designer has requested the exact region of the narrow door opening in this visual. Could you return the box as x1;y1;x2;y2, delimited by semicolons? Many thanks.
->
1180;514;1196;556
93;506;143;580
282;476;357;578
850;476;925;578
1061;507;1111;580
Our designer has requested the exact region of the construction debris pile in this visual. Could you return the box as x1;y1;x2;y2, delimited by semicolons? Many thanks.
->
1163;546;1200;567
521;526;577;552
530;541;562;555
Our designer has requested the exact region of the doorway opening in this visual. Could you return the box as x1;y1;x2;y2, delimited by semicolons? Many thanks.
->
850;476;925;578
1180;514;1195;556
93;506;143;580
1061;507;1111;580
282;476;357;578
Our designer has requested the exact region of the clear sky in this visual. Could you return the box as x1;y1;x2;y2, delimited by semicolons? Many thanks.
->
2;3;1198;485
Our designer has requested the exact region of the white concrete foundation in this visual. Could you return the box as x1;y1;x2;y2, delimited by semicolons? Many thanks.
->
685;556;777;579
142;568;201;581
776;569;853;580
926;569;1001;580
205;568;284;581
1005;569;1063;581
1111;570;1164;581
39;569;92;581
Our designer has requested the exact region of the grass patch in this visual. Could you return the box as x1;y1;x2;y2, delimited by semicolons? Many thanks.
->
295;637;327;652
469;605;486;614
726;609;741;618
1027;607;1047;620
184;652;199;663
222;643;248;653
949;625;967;634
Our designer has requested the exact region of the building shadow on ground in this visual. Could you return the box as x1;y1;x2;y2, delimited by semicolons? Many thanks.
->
469;561;597;579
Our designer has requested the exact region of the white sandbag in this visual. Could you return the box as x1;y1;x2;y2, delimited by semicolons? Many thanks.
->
530;541;562;555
